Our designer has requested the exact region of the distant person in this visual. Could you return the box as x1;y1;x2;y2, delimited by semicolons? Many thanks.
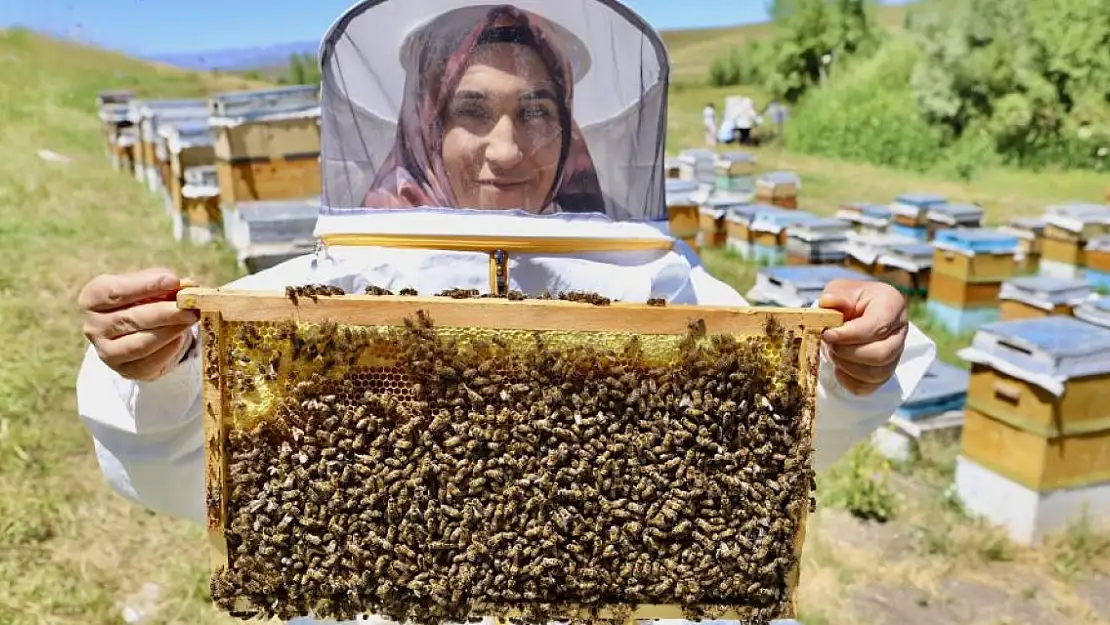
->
735;105;756;146
765;99;788;138
703;102;717;146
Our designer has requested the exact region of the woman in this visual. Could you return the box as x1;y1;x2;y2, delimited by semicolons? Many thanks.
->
76;3;934;625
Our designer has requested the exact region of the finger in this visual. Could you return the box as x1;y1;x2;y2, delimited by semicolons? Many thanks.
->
823;294;907;345
116;334;188;381
834;368;882;396
829;328;908;367
78;268;182;313
94;301;200;340
96;324;193;367
832;358;897;386
817;280;865;319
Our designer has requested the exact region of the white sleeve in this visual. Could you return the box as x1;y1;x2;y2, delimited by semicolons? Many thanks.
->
74;254;327;525
687;260;937;472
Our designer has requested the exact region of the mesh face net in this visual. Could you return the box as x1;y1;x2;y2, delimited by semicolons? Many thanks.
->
319;0;670;221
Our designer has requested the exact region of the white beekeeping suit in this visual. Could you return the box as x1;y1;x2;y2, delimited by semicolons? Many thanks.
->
76;2;936;624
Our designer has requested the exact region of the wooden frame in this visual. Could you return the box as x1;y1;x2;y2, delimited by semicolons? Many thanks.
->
178;287;840;622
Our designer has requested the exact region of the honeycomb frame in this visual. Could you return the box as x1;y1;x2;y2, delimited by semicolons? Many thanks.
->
177;287;842;623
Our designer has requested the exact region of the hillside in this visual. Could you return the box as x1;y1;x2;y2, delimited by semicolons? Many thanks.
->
2;23;1108;625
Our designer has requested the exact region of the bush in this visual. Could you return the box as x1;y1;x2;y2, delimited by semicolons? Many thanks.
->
707;41;767;87
783;36;944;171
820;441;900;523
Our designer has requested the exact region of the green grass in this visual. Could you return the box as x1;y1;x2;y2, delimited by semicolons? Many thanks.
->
3;20;1110;625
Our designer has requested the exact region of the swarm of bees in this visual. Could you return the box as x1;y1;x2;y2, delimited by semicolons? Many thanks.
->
208;293;816;625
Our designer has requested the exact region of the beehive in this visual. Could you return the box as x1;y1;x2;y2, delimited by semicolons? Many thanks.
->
698;198;746;249
677;149;716;187
754;172;799;210
840;232;917;278
999;217;1045;273
221;198;321;273
746;265;873;308
97;90;133;159
209;87;322;205
889;193;945;240
856;205;893;237
874;242;935;298
955;317;1110;544
748;209;818;265
1084;236;1110;290
1040;204;1110;279
664;180;700;249
925;202;984;240
783;218;850;266
998;276;1092;321
176;286;840;624
872;360;968;463
162;120;216;212
713;152;757;194
1073;296;1110;330
834;202;884;233
664;157;680;180
136;99;209;193
723;204;770;258
927;229;1019;334
175;169;224;245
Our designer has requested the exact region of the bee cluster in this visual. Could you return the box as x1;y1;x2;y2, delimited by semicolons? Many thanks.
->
206;293;816;625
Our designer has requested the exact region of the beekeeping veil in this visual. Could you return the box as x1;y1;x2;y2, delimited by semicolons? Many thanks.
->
318;0;670;221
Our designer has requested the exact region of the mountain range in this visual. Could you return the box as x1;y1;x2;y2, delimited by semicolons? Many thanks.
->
146;41;319;71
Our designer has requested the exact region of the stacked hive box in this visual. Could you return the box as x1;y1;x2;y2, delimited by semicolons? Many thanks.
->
840;232;917;279
745;265;873;308
835;202;887;234
222;198;321;273
925;202;984;241
955;317;1110;544
927;229;1019;335
998;276;1093;321
999;217;1046;274
209;86;322;272
755;171;800;210
176;164;223;245
698;197;747;249
874;242;935;298
1073;296;1110;329
856;205;893;237
784;217;851;266
723;204;772;258
96;90;134;166
677;148;716;188
1083;236;1110;290
1039;203;1110;279
664;179;700;251
177;281;840;624
163;120;217;211
747;209;818;265
889;193;946;242
713;151;757;194
872;360;969;463
135;99;209;193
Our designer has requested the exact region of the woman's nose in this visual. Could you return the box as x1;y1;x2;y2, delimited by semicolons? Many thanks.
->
484;115;525;170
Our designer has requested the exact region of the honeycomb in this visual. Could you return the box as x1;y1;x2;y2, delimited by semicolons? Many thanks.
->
199;301;819;625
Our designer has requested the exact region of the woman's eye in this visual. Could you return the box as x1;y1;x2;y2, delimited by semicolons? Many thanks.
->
451;106;489;120
521;107;552;122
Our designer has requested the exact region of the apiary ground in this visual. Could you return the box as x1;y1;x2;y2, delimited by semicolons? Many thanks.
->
206;306;817;624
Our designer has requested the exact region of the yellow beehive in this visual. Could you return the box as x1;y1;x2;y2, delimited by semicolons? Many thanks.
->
178;284;839;625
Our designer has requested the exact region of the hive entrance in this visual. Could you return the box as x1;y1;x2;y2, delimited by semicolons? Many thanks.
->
183;290;838;625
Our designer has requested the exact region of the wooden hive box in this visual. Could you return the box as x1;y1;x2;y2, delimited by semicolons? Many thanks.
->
1074;296;1110;330
893;359;969;423
664;180;700;248
209;87;322;206
834;202;883;232
1040;204;1110;279
1084;236;1110;290
998;276;1093;321
840;232;917;280
746;265;873;308
749;209;818;266
958;317;1110;493
723;204;768;258
754;172;799;210
925;202;984;240
163;120;216;201
927;229;1019;334
176;282;841;625
889;193;945;229
677;148;715;186
999;217;1045;273
698;198;747;249
874;242;935;298
783;217;851;266
174;165;224;245
713;151;757;194
97;100;132;158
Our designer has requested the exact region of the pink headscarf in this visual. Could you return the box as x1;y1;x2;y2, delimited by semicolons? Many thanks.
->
363;5;605;214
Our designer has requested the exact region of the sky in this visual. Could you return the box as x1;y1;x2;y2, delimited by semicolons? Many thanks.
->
3;0;779;56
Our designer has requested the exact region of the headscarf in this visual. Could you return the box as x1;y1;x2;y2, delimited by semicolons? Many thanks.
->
362;5;605;214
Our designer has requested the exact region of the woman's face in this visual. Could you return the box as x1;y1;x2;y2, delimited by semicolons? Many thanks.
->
441;42;563;212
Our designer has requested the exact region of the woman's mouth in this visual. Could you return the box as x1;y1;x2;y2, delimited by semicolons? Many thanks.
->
478;179;529;190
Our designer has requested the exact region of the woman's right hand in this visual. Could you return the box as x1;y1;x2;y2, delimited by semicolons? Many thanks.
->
78;268;200;381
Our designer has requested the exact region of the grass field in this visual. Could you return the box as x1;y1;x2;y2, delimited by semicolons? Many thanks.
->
2;22;1108;625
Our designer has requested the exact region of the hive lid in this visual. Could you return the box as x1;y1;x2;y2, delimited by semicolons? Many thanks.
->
957;316;1110;395
926;202;984;225
1000;276;1093;309
209;85;319;118
1086;235;1110;252
934;228;1020;255
902;360;969;406
879;242;936;270
786;217;851;241
890;193;945;219
1073;296;1110;329
714;150;756;164
750;209;818;234
232;198;323;221
97;103;131;123
677;148;715;165
1005;217;1045;232
756;171;800;186
1043;203;1110;233
760;265;874;291
723;203;773;224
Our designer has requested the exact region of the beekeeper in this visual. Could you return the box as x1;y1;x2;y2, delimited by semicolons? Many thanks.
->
75;2;935;624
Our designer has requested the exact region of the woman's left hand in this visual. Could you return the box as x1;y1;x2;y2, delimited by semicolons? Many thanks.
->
817;279;909;396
